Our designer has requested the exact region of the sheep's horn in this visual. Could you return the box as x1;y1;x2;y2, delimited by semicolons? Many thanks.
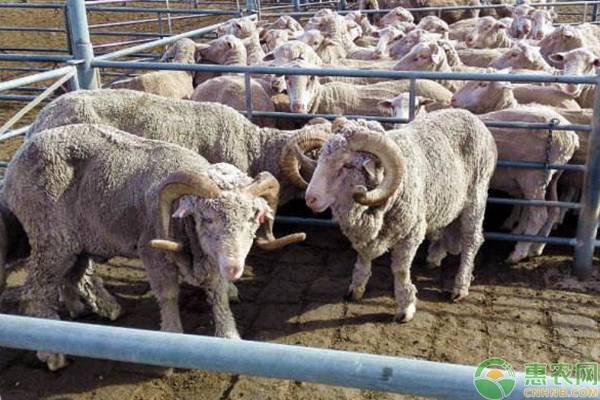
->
148;239;184;252
279;129;330;189
157;171;221;240
243;171;306;250
346;129;405;206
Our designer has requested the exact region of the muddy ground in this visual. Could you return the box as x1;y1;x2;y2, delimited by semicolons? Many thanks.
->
1;2;600;400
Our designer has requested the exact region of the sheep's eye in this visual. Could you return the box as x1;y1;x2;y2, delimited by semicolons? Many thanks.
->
343;163;354;169
510;52;518;57
413;57;419;62
203;217;214;224
478;82;488;88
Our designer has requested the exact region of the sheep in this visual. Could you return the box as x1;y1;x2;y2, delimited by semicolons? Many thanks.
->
450;79;581;113
417;15;450;37
508;4;533;39
0;189;29;295
262;29;292;52
458;47;509;68
281;60;453;115
389;28;442;59
378;7;415;27
549;47;599;108
529;8;556;41
109;38;196;99
381;0;481;24
383;95;580;262
28;90;327;205
191;75;277;128
488;41;554;71
259;15;304;33
377;93;437;127
4;123;304;370
218;18;266;65
448;18;480;41
393;41;484;91
299;110;497;321
539;24;600;67
194;35;247;86
464;16;513;49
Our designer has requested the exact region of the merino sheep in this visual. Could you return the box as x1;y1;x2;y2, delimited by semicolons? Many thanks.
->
29;90;326;204
529;9;556;41
464;16;512;49
218;18;266;65
451;79;581;113
194;35;247;86
380;0;481;24
539;24;600;67
458;47;509;68
488;41;554;71
508;4;533;39
281;60;453;115
4;124;304;370
549;47;599;108
191;75;277;128
300;110;497;321
109;38;196;99
417;15;450;37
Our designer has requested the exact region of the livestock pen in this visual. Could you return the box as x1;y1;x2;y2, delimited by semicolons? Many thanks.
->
0;1;600;399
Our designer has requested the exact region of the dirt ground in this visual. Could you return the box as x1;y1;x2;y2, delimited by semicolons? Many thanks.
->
0;220;599;400
1;2;600;400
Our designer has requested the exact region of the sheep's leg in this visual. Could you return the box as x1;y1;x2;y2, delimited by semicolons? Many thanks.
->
529;171;562;257
557;186;578;226
203;274;240;339
452;198;486;302
426;230;447;268
345;254;373;301
507;202;548;264
501;205;522;231
390;225;425;323
228;281;241;303
63;256;122;321
143;254;182;333
22;252;75;371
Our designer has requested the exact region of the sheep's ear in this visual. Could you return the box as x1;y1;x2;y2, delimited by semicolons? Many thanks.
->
429;43;443;64
362;159;378;182
172;196;196;219
263;52;275;61
378;99;393;109
494;21;507;30
418;97;435;107
549;9;557;19
549;52;566;64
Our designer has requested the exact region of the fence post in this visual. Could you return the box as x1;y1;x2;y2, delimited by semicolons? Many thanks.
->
592;3;598;22
339;0;347;10
246;0;254;14
573;73;600;279
66;0;99;90
293;0;300;12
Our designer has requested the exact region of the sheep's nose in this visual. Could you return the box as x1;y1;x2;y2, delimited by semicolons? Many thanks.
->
291;103;307;113
305;194;317;207
450;97;457;107
523;25;530;34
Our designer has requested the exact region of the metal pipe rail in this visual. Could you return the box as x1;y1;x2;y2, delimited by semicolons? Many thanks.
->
90;61;599;85
0;66;75;93
95;16;254;61
0;313;536;399
263;0;600;16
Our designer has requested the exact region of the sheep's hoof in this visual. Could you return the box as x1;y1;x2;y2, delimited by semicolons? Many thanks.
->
228;283;241;303
344;286;365;302
450;287;469;302
38;351;69;372
394;303;416;323
505;252;525;265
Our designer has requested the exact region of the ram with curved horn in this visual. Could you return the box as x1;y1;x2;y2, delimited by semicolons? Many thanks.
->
26;90;327;319
3;124;303;371
305;111;497;323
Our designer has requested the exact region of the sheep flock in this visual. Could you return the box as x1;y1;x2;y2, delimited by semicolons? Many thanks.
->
0;0;598;373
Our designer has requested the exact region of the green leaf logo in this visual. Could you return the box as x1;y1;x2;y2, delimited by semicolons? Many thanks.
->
473;358;517;400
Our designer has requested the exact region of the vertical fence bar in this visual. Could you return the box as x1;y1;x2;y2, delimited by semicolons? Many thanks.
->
244;72;253;120
246;0;254;14
339;0;347;10
293;0;300;12
408;78;417;121
592;3;599;22
66;0;100;89
573;74;600;279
